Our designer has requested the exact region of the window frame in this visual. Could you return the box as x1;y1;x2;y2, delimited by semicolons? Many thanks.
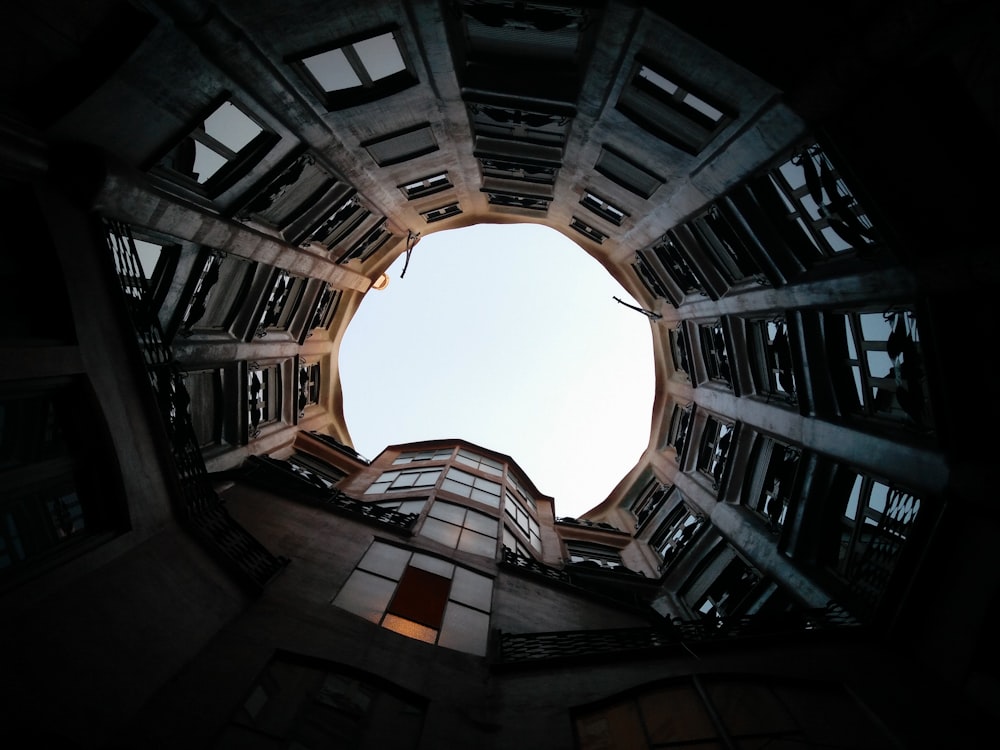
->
290;27;418;111
151;97;278;198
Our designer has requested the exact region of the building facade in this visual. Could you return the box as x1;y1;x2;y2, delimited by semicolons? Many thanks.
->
1;0;998;747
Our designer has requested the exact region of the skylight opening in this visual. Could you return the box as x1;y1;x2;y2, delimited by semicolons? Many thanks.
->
339;224;655;519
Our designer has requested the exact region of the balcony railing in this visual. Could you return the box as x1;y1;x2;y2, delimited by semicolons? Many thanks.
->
496;603;860;667
105;219;288;590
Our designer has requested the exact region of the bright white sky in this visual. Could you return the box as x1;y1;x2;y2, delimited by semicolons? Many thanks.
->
338;223;655;519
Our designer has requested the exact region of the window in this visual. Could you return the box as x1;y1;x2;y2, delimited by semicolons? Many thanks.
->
393;447;454;465
748;318;796;402
235;152;338;243
336;219;391;264
294;29;416;110
650;498;703;571
569;216;606;244
486;192;551;212
831;309;931;428
580;191;628;225
565;541;624;570
617;60;733;155
502;525;531;559
469;103;570;147
668;328;690;376
697;417;735;491
399;172;452;200
479;156;557;184
296;361;321;416
666;403;692;457
303;194;368;250
699;321;732;388
629;480;670;530
769;144;876;257
504;490;541;552
420;500;498;557
689;203;764;284
286;452;345;489
1;381;125;585
219;652;425;749
256;270;307;338
742;436;800;532
365;468;442;495
177;251;254;338
155;99;276;195
440;467;502;508
454;449;503;477
822;473;921;610
506;472;537;509
594;145;664;198
186;367;227;448
247;363;282;439
333;541;493;655
420;202;462;223
374;497;427;517
307;284;342;332
693;555;761;624
363;124;438;167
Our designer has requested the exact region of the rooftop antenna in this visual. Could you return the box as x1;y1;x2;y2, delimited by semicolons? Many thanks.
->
613;295;662;320
400;230;421;279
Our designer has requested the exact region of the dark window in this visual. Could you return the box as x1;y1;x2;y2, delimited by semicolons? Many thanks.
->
594;146;664;198
697;417;735;491
580;191;628;225
247;362;282;439
742;437;800;532
699;321;732;388
747;317;797;403
828;309;932;429
399;172;452;200
650;498;703;572
292;28;417;110
666;402;692;456
486;192;551;212
769;144;877;258
219;653;425;749
695;556;761;624
479;156;557;184
629;480;670;530
363;124;438;167
617;60;733;155
421;202;462;223
468;103;570;147
569;216;606;243
565;541;624;570
1;380;125;585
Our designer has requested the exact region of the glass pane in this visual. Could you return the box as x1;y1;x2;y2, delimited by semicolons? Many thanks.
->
437;602;490;655
428;501;466;524
419;517;461;548
683;92;724;122
133;240;162;279
463;510;497;537
866;350;894;379
868;482;889;515
381;613;437;644
204;101;262;151
845;476;863;521
353;32;406;81
303;47;362;92
441;478;471;497
639;65;678;94
192;140;227;183
409;552;454;579
357;541;410;580
332;570;396;623
470;487;500;507
449;567;493;612
457;529;497;557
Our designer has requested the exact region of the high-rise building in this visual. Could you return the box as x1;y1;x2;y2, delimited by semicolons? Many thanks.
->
1;1;997;747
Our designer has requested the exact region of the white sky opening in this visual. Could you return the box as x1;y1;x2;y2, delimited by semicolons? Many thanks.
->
338;223;655;518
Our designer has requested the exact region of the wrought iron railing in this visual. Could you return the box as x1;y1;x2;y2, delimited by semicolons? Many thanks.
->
496;603;860;666
105;219;289;590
